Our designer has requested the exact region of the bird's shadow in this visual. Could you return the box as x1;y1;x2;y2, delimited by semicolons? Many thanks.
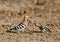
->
6;30;17;33
6;30;42;34
27;31;42;33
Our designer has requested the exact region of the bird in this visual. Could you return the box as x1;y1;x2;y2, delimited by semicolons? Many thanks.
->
34;21;51;33
41;25;51;33
7;11;29;32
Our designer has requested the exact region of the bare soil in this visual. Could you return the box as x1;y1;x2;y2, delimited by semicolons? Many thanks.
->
0;0;60;42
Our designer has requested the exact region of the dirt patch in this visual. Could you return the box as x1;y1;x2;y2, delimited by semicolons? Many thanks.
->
0;0;60;42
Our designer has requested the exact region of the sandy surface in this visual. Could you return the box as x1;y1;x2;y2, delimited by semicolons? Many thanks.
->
0;0;60;42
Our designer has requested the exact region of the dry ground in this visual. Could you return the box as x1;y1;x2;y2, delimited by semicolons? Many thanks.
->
0;0;60;42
